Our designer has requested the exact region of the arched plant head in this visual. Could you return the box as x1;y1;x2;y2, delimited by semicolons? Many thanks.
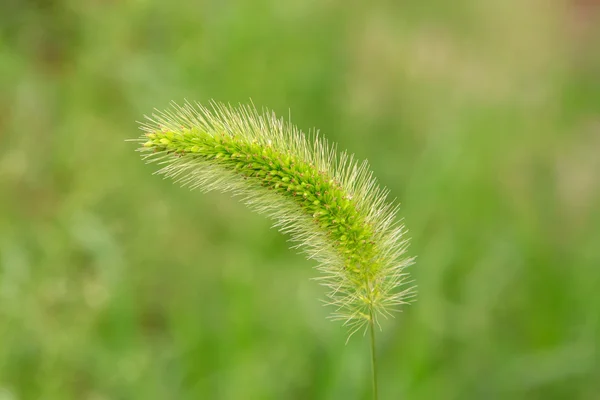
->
135;101;416;339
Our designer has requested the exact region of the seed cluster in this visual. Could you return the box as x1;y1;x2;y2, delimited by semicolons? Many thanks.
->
136;102;415;336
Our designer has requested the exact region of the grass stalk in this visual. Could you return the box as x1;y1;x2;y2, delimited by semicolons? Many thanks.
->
369;306;378;400
133;100;416;394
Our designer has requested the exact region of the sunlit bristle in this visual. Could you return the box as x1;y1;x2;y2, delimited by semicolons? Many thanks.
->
135;100;416;336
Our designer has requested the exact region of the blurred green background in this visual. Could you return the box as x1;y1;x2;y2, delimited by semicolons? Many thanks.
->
1;0;599;399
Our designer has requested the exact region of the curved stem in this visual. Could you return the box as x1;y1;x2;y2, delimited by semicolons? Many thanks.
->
369;307;378;400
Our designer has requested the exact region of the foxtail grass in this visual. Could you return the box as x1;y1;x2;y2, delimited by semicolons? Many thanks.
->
134;101;416;398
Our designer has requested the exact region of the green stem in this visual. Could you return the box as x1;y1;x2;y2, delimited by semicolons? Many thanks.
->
369;307;378;400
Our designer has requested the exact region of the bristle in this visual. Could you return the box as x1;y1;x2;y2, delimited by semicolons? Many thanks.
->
136;101;416;335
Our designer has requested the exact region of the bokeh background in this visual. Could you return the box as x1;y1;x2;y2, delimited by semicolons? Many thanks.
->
1;0;599;399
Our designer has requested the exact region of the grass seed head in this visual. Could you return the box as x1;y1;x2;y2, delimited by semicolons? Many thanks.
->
135;100;416;338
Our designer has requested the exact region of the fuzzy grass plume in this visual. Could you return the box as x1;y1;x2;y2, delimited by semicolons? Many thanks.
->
135;101;416;339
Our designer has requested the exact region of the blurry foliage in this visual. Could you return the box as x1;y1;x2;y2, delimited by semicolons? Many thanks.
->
1;0;600;399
